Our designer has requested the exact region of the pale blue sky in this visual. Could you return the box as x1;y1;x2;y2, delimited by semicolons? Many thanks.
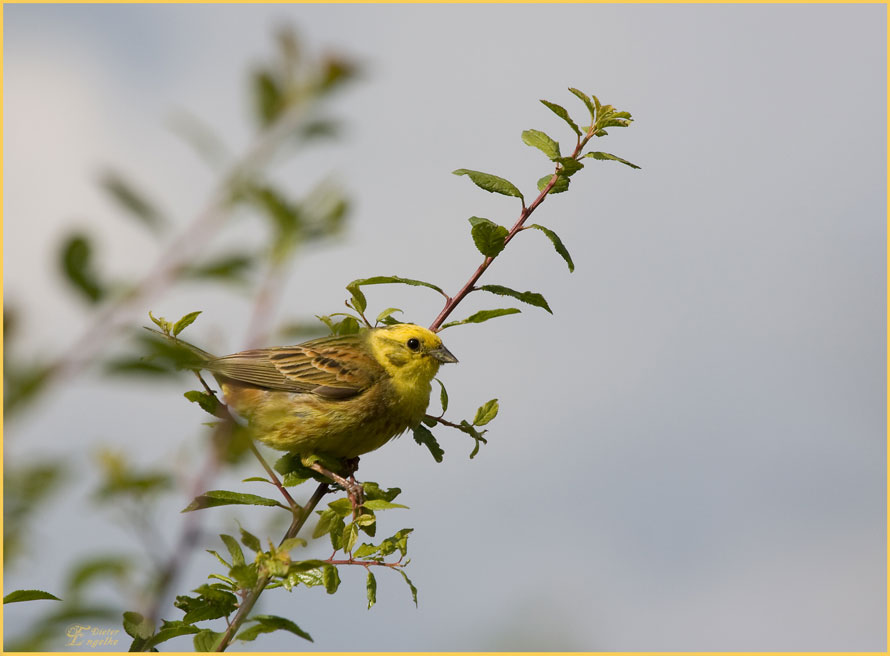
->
4;4;886;651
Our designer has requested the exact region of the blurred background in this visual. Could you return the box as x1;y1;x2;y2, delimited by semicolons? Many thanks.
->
3;3;886;651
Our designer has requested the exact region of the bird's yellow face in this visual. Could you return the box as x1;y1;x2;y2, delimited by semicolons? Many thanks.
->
369;324;458;384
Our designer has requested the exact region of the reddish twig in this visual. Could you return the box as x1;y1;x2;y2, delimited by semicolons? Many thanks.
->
428;135;590;332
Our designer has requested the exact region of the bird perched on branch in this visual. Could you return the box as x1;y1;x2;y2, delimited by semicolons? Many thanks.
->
147;323;458;459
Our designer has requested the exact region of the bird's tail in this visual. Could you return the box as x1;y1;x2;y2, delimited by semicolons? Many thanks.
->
143;326;217;368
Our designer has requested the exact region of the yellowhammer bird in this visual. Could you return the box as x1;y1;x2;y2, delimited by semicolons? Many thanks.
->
150;323;457;458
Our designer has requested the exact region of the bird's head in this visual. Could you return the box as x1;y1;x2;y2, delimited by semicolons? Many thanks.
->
369;323;458;384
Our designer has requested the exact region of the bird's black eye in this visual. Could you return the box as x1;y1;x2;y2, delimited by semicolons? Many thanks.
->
407;337;421;351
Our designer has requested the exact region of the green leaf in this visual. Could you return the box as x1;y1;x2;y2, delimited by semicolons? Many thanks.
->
363;499;409;511
473;399;500;426
412;424;444;463
220;534;245;567
476;284;552;313
377;528;413;558
172;311;202;336
279;537;307;553
141;621;200;650
328;498;354;518
346;277;446;314
148;310;171;334
366;571;378;609
183;390;221;417
521;129;561;160
183;254;254;284
182;490;283;512
67;555;131;592
556;157;584;176
400;570;418;607
583;151;641;170
122;611;153;640
468;217;508;258
440;308;521;329
323;564;341;594
100;171;164;232
567;87;597;122
343;522;359;553
362;482;402;502
375;307;403;325
237;615;313;643
527;224;575;272
3;589;61;604
537;173;570;194
313;509;337;539
193;629;223;652
252;70;284;126
59;232;105;303
240;527;262;553
435;378;449;413
452;169;523;200
539;99;581;136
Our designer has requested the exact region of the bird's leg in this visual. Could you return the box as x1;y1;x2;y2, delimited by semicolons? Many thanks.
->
309;458;364;511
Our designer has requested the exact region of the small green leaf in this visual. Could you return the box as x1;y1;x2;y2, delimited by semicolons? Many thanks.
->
366;571;377;609
473;399;500;426
328;498;355;518
452;169;523;200
363;499;409;511
182;490;283;512
220;534;245;567
100;171;164;232
183;254;253;284
346;277;446;311
400;570;418;607
193;629;223;652
122;611;153;640
237;615;313;643
362;482;402;502
567;87;597;122
60;233;105;303
240;527;262;553
556;157;584;176
537;173;570;194
527;224;575;272
539;99;581;136
412;424;444;463
279;537;307;553
468;217;508;258
313;509;337;539
476;284;552;313
323;564;341;594
148;310;171;334
343;522;359;553
67;555;131;592
172;311;202;336
521;129;561;160
583;151;641;170
183;390;221;417
375;307;403;325
141;621;201;650
435;378;449;413
440;308;521;329
3;589;61;604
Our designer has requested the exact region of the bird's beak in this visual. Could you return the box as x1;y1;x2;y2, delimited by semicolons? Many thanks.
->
430;345;458;364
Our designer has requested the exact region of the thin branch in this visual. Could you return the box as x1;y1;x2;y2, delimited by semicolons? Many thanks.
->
428;132;591;332
247;441;300;512
214;482;329;652
326;558;404;569
28;95;316;405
